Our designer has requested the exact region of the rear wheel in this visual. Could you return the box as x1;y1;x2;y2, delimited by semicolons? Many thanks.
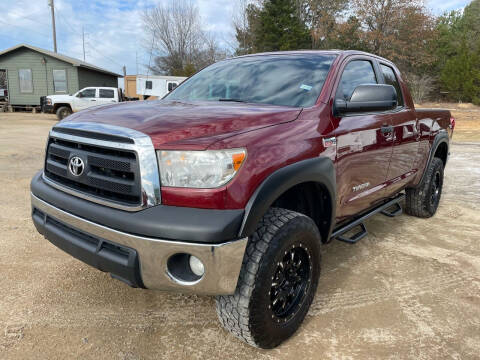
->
405;157;444;218
215;207;321;349
56;106;72;120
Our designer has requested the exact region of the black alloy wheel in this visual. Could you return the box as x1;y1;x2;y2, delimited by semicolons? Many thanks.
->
270;244;311;322
430;170;442;208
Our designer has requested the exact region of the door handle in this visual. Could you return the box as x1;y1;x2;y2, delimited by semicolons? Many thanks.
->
90;99;96;102
381;125;393;134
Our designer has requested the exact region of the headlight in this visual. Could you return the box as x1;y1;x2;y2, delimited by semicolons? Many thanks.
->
157;149;246;188
46;98;52;105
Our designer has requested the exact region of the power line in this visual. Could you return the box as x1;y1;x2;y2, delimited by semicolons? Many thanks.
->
6;9;49;25
53;6;123;71
54;7;83;37
0;18;51;38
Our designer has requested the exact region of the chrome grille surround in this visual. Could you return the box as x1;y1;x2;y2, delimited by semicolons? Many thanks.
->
43;122;161;211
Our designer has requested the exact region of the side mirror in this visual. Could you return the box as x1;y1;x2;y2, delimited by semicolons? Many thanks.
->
335;84;397;115
76;93;82;98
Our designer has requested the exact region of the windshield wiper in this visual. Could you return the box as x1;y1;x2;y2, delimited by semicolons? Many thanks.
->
218;98;247;103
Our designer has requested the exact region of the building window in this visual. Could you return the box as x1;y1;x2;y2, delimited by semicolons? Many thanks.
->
99;89;115;98
145;80;152;90
53;69;67;92
168;82;178;92
19;69;33;93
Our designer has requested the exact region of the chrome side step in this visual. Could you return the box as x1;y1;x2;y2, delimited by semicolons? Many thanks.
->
331;193;405;244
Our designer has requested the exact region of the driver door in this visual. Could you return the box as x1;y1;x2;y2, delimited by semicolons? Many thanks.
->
73;88;97;111
332;57;395;221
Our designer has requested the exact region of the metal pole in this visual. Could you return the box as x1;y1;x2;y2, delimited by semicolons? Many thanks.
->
136;51;138;75
82;27;85;61
49;0;57;53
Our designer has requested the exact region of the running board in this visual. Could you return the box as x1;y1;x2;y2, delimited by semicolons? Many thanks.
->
331;193;405;244
381;202;403;217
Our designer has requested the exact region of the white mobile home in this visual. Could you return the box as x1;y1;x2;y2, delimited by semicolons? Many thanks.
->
136;75;186;99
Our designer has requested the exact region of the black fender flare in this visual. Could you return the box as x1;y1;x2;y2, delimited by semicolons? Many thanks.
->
238;157;336;241
416;131;449;187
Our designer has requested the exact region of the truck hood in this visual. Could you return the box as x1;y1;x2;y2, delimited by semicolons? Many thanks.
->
61;100;302;149
48;94;74;102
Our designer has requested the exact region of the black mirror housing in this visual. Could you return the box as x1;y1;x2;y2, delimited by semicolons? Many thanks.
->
335;84;397;115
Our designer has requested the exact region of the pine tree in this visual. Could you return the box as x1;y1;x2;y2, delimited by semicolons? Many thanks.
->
440;38;480;104
254;0;311;52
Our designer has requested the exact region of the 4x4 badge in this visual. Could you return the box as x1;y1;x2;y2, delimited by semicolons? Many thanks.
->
69;156;84;177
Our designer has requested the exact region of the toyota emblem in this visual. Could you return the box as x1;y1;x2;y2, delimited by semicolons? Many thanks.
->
69;156;84;177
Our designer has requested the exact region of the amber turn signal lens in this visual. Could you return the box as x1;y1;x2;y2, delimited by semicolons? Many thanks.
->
232;152;246;171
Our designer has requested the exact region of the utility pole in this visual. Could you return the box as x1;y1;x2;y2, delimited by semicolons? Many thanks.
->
136;51;138;75
122;65;126;78
82;27;85;61
48;0;57;53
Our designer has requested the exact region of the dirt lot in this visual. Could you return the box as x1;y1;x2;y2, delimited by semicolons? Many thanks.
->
0;107;479;359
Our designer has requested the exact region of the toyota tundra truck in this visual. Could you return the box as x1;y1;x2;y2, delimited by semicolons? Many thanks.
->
30;50;454;348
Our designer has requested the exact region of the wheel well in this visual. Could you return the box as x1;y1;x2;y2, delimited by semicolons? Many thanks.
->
53;103;72;112
271;182;333;243
434;142;448;167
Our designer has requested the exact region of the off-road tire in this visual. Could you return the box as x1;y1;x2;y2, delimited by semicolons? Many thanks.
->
56;106;72;120
405;157;444;218
215;207;321;349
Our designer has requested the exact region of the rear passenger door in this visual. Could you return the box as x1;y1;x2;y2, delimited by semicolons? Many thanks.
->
379;63;419;196
332;57;395;221
97;88;116;106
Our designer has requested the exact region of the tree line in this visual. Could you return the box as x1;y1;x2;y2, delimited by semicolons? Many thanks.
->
234;0;480;104
143;0;479;104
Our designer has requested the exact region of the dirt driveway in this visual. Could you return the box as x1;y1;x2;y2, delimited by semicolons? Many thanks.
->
0;110;479;359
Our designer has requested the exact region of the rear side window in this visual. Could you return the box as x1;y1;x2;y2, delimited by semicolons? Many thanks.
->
99;89;114;98
336;60;377;100
380;64;404;106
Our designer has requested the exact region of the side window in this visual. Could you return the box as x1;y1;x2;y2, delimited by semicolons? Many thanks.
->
336;60;377;101
99;89;114;98
145;80;152;90
380;64;404;107
168;82;178;92
53;69;67;92
79;89;96;98
19;69;33;93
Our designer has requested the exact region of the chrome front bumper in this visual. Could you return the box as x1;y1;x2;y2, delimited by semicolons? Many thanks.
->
31;194;248;295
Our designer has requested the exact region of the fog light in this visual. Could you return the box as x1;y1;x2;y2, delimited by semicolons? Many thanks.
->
189;255;205;277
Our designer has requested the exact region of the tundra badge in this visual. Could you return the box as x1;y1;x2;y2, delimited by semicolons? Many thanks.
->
353;182;370;192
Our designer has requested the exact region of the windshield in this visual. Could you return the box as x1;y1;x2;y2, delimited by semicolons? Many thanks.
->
166;54;337;108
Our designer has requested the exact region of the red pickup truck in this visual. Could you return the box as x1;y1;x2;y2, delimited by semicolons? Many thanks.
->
31;50;454;348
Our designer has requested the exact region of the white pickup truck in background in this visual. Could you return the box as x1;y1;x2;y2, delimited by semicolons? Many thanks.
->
45;87;123;120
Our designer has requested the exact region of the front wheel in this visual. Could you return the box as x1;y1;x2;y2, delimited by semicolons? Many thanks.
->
56;106;72;120
215;208;321;349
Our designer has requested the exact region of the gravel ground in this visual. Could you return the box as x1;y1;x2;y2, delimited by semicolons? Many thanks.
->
0;110;479;359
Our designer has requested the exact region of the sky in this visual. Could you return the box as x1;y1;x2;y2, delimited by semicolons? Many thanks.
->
0;0;472;84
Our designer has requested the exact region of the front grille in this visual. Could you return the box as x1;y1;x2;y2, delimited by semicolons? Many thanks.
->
44;137;142;206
